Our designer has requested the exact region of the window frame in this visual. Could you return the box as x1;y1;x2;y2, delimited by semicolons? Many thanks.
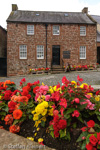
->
80;46;86;59
37;45;44;59
27;25;34;35
19;45;27;59
53;25;60;35
80;26;86;36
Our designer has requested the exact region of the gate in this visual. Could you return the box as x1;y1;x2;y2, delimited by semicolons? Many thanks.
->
0;58;7;76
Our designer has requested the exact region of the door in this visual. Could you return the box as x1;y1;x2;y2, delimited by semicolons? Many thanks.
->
52;45;60;65
0;58;7;76
97;47;100;64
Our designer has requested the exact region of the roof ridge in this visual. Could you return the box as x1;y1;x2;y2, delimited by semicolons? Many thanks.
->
18;10;83;14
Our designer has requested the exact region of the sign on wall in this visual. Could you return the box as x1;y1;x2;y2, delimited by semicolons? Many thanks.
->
63;51;70;59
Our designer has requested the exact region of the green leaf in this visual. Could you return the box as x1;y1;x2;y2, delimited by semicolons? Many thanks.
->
86;134;92;144
2;106;8;112
97;115;100;121
64;114;70;119
77;115;84;123
59;128;66;138
41;120;45;127
97;144;100;149
0;111;6;116
66;131;71;141
29;114;33;120
64;108;75;115
77;132;88;142
72;122;77;129
13;119;19;125
81;140;86;150
50;131;54;138
78;103;87;110
49;125;53;131
67;118;71;126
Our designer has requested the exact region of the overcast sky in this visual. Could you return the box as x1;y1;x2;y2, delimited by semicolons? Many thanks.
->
0;0;100;29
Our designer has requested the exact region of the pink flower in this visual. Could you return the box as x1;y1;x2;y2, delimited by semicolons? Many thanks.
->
77;75;83;83
85;100;95;110
21;78;26;82
74;98;80;104
59;98;67;108
45;95;51;101
62;76;69;85
72;110;80;117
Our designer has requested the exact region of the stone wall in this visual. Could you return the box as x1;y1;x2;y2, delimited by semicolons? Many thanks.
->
0;26;7;57
7;23;97;76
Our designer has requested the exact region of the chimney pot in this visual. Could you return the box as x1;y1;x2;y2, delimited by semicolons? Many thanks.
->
82;7;88;14
12;4;18;11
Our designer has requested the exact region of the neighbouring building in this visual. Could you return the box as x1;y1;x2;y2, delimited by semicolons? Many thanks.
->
0;25;7;76
91;15;100;64
0;25;7;57
7;4;97;76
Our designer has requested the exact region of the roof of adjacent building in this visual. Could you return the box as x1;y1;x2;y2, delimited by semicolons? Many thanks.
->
97;31;100;42
91;15;100;24
0;25;7;32
7;10;95;24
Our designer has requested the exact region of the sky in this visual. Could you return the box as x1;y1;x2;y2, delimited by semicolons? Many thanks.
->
0;0;100;29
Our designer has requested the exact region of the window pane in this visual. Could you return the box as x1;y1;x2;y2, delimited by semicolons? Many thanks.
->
53;25;60;35
80;26;86;36
27;25;34;35
19;45;27;59
80;46;86;59
37;45;44;59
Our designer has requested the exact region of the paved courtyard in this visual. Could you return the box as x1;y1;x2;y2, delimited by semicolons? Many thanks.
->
0;71;100;87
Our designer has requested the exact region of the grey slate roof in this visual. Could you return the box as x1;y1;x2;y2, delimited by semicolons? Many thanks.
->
91;15;100;24
7;10;95;24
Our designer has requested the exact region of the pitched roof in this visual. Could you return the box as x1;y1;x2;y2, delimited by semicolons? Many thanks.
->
7;10;95;24
91;15;100;24
0;25;7;32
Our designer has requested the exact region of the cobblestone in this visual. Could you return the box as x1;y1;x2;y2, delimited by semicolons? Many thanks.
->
0;71;100;87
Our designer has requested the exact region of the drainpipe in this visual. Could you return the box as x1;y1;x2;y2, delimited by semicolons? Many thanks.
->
45;24;48;68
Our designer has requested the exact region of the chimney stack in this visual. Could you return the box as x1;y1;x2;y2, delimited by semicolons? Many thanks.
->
82;7;88;14
12;4;18;11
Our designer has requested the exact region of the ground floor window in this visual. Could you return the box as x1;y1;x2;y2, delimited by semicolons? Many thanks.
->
80;46;86;59
19;45;27;59
37;45;44;59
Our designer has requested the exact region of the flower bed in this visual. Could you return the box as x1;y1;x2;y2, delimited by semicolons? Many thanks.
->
1;77;100;150
70;64;96;71
29;67;50;74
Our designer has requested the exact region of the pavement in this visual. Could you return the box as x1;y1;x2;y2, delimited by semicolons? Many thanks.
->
0;71;100;88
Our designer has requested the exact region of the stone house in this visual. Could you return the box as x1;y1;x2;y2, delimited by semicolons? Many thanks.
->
7;4;97;76
0;25;7;76
91;15;100;64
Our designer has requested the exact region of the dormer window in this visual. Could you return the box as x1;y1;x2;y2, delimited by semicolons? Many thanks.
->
27;25;34;35
53;25;60;35
80;26;86;36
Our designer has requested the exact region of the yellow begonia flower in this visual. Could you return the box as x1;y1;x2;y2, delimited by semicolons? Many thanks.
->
42;82;45;86
33;114;39;121
32;110;35;114
42;109;47;116
41;117;46;122
95;95;100;101
48;107;53;116
34;120;41;127
71;81;77;88
80;83;89;88
37;128;40;131
0;95;2;100
34;133;37;136
38;138;43;143
87;93;93;97
27;137;34;141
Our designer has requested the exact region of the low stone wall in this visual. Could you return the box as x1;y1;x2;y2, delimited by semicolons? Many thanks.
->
0;129;55;150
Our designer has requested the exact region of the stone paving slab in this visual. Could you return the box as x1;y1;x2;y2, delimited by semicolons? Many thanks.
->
0;129;55;150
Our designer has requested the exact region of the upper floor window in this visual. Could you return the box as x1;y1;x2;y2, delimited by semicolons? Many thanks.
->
19;45;27;59
27;25;34;35
80;26;86;36
37;45;44;59
53;25;60;35
80;46;86;59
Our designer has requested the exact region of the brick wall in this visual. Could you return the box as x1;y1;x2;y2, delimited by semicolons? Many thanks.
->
0;27;7;57
7;23;97;76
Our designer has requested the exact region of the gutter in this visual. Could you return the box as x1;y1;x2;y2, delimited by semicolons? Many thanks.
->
45;24;48;68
